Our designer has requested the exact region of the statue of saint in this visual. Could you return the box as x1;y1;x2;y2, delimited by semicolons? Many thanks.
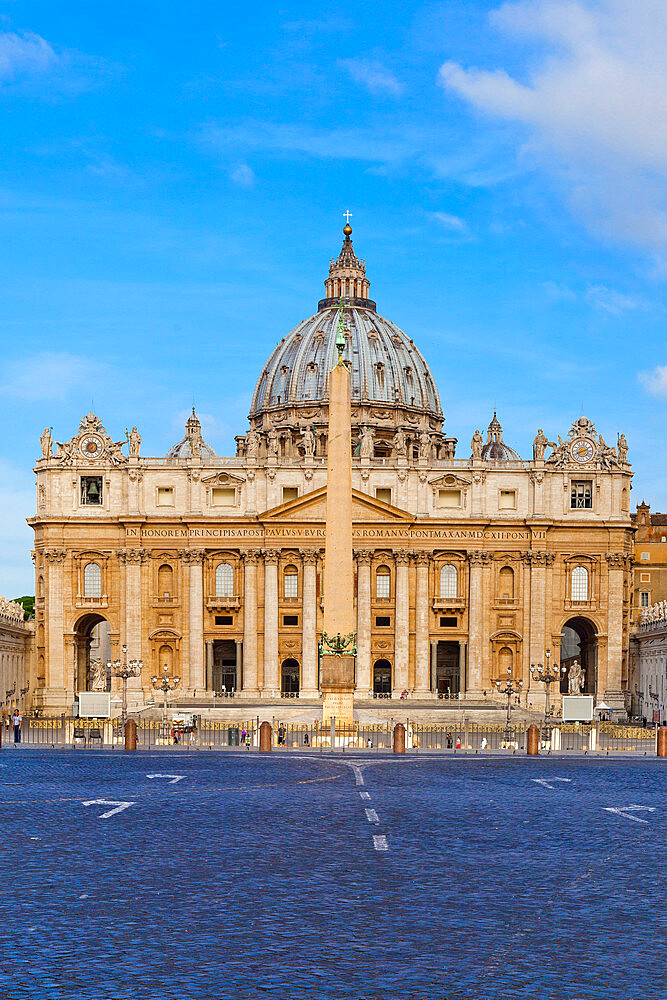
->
471;429;483;459
189;427;202;458
128;426;141;457
568;659;584;695
617;433;628;463
392;427;407;459
359;426;374;459
246;429;259;459
419;431;431;461
89;659;106;691
40;427;53;459
267;428;279;457
301;426;315;457
533;428;549;461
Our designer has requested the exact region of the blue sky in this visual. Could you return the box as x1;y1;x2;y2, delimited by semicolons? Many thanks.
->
2;0;667;595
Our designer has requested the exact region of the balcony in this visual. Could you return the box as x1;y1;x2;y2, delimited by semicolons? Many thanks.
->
75;595;109;610
432;598;466;611
207;596;241;611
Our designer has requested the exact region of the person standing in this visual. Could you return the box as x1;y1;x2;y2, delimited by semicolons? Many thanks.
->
12;709;22;744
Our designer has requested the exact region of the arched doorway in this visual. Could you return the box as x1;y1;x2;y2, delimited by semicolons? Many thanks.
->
73;613;111;693
373;659;392;695
560;617;598;695
281;658;300;696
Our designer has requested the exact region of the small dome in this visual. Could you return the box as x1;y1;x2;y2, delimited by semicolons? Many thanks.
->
167;409;217;459
481;412;520;461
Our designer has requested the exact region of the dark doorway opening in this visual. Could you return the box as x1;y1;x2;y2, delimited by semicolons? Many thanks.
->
373;659;392;695
281;658;300;695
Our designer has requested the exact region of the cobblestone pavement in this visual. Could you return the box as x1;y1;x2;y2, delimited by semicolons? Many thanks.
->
0;750;664;1000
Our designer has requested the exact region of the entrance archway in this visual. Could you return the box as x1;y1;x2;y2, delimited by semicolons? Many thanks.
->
73;613;111;693
560;617;598;695
373;659;392;695
213;640;237;693
281;658;300;695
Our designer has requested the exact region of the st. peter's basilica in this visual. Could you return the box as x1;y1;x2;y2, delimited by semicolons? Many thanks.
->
28;223;634;717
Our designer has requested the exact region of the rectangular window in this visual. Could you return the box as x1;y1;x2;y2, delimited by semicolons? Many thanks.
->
282;487;298;503
376;573;390;599
215;615;233;626
640;572;650;582
440;616;457;627
499;489;517;509
80;476;103;506
640;552;650;561
211;487;235;507
375;616;391;627
284;573;298;599
570;481;592;509
283;615;298;626
640;592;649;607
438;488;461;508
157;487;174;506
375;488;392;504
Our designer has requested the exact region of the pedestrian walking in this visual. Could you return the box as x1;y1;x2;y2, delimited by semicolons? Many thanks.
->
481;737;488;751
303;732;309;747
446;732;453;749
12;709;22;744
455;736;461;750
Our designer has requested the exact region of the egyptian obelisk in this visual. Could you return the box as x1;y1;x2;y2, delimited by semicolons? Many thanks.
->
320;302;356;725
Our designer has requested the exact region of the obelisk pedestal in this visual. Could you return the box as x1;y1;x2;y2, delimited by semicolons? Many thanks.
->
320;328;356;726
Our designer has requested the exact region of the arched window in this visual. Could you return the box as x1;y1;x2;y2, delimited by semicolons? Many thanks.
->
83;562;102;598
376;565;391;599
157;564;173;597
440;564;457;599
499;566;514;600
571;565;589;601
215;562;234;597
284;565;298;599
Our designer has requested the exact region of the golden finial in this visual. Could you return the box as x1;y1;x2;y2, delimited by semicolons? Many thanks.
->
343;209;352;237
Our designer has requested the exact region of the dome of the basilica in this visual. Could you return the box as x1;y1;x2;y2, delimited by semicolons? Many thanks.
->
167;409;217;459
246;224;449;459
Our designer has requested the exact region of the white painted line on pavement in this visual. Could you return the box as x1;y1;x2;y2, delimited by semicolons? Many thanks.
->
82;799;135;819
365;808;379;823
146;773;185;784
603;805;656;824
360;791;371;800
532;778;572;790
373;835;389;852
351;765;364;786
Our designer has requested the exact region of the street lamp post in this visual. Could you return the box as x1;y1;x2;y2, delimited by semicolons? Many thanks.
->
151;664;181;726
494;667;523;741
107;644;143;727
530;649;565;723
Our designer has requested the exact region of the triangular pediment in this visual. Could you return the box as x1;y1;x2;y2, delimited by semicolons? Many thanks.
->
260;487;412;524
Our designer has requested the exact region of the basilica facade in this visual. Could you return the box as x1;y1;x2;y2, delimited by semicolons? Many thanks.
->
29;225;635;716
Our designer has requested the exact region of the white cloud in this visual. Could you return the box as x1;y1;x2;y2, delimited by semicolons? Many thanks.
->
585;284;636;313
0;31;58;81
639;365;667;398
0;353;108;402
230;162;255;187
438;1;667;256
339;58;403;96
431;212;470;234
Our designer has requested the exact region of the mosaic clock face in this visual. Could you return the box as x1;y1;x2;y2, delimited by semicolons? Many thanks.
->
80;434;104;460
570;437;594;464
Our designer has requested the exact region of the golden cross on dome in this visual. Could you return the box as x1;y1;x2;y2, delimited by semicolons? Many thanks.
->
343;210;352;225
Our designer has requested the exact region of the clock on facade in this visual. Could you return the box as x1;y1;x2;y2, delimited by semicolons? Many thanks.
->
570;438;594;464
80;435;104;459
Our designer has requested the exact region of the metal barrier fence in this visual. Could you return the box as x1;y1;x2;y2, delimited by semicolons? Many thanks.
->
4;717;659;753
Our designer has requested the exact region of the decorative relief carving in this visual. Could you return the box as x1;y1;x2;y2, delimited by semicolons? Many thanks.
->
118;548;149;563
469;550;492;565
529;471;544;486
415;551;430;566
180;549;205;564
605;551;627;568
44;549;67;563
128;469;143;483
354;549;372;565
241;551;261;565
394;550;412;565
263;549;280;565
523;551;556;566
299;548;320;565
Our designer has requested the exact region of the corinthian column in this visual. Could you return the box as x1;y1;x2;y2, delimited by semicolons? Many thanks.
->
467;550;488;694
300;549;319;697
393;551;411;695
182;550;205;694
242;551;260;696
604;551;627;706
44;548;67;704
263;549;280;696
355;551;372;695
414;551;430;695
